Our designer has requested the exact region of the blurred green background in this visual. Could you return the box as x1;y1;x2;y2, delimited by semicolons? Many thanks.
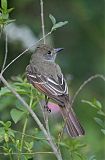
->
0;0;105;160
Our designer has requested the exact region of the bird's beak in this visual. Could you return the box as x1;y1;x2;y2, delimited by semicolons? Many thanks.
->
54;48;64;53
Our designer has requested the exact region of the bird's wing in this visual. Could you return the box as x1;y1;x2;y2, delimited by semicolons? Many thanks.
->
26;65;69;105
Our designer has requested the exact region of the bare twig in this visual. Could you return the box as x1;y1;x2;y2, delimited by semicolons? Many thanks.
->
0;152;54;155
40;0;53;151
71;74;105;107
1;31;52;75
14;130;47;140
20;87;33;151
40;0;46;44
0;27;3;40
0;75;63;160
20;117;28;152
1;33;8;71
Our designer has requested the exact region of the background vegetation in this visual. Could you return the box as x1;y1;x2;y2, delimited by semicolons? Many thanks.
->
0;0;105;160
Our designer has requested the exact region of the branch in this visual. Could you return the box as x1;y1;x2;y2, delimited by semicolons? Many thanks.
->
40;0;45;44
71;74;105;107
0;75;63;160
1;33;8;71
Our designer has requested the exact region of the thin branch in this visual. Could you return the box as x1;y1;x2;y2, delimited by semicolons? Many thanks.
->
40;0;46;44
20;117;28;152
1;31;52;75
0;26;3;40
14;130;47;140
0;152;54;155
1;33;8;71
0;75;63;160
20;87;33;151
37;99;60;157
71;74;105;107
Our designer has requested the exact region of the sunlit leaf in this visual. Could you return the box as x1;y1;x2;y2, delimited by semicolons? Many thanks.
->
52;21;68;31
10;109;25;124
89;155;96;160
59;142;70;149
8;8;14;13
49;14;56;25
94;117;104;127
101;129;105;135
1;0;7;10
5;121;11;128
82;99;102;110
93;99;102;109
5;19;16;24
81;100;97;109
97;110;105;117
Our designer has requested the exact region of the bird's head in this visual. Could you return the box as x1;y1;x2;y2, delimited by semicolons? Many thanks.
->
35;44;64;62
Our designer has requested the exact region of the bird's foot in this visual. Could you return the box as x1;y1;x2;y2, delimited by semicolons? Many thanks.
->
44;105;51;113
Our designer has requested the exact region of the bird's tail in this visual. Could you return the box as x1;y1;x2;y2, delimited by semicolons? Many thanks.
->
60;103;85;137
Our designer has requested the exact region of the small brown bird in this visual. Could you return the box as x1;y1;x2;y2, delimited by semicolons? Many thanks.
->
26;44;85;137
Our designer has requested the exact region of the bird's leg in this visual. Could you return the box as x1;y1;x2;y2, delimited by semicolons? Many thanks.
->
44;95;51;113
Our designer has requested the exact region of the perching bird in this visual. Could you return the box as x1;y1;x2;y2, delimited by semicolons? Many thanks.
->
26;44;85;137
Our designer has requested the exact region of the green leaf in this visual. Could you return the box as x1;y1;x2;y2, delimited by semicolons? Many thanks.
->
0;127;5;142
5;121;11;128
2;12;9;20
97;110;105;117
10;109;25;124
0;87;11;96
59;142;70;149
89;155;96;160
93;99;102;109
5;19;16;24
81;100;97;109
1;0;7;10
94;117;104;127
52;21;68;31
8;128;15;138
101;129;105;135
49;14;56;25
8;8;14;13
0;121;5;126
15;100;28;113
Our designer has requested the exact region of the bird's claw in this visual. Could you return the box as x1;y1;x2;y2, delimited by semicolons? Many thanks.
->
44;105;51;113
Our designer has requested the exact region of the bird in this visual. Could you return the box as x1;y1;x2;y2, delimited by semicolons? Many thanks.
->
26;44;85;137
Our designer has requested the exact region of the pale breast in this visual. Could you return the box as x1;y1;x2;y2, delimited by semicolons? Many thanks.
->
35;61;62;82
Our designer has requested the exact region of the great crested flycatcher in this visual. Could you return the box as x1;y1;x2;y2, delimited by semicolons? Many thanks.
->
26;44;85;137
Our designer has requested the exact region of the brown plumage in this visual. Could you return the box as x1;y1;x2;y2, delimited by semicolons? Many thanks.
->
26;44;85;137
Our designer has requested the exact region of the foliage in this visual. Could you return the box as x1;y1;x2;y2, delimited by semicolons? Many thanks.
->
82;99;105;135
0;76;87;160
0;0;15;29
0;0;105;159
49;14;68;32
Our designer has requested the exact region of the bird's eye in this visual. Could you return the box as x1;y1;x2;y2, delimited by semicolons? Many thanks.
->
47;51;51;55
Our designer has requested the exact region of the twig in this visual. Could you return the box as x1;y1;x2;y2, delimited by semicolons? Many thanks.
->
1;33;8;71
20;117;28;152
40;0;46;44
20;87;33;151
0;26;3;40
0;152;54;155
40;0;53;152
1;31;52;75
71;74;105;107
0;75;63;160
38;100;52;150
14;130;47;140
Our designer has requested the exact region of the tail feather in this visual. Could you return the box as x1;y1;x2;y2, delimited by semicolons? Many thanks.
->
60;105;85;137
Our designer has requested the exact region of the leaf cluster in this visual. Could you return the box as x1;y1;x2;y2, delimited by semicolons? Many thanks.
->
0;0;15;28
82;99;105;135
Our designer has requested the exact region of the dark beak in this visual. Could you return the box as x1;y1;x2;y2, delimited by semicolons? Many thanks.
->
54;48;64;53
